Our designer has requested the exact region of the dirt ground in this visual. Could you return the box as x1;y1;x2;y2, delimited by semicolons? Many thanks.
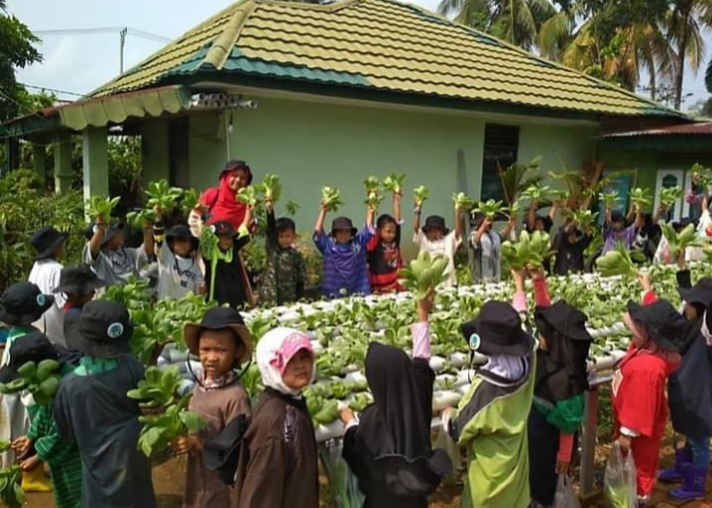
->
19;443;712;508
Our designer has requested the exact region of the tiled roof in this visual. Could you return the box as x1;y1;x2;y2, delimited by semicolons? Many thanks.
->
603;122;712;137
89;0;683;118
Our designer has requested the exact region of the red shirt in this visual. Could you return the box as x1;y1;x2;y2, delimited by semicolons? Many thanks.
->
366;225;403;294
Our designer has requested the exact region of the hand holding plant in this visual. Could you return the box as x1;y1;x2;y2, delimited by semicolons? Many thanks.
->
321;186;344;213
413;185;429;208
383;173;405;195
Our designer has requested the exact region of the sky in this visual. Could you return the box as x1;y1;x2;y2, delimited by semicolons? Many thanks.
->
7;0;712;111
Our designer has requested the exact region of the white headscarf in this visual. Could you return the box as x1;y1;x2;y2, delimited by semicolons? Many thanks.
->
256;327;316;397
481;355;526;383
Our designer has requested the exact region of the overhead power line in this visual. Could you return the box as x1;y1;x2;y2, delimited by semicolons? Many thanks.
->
20;83;85;98
34;27;171;43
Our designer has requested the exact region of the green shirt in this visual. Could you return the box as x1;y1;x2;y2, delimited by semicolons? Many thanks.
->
452;361;536;508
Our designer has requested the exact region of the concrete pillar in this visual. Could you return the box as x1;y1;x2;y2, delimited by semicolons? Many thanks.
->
141;120;170;184
82;127;109;202
54;133;74;194
31;143;46;187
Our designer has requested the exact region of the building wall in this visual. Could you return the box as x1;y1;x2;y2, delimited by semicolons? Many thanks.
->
184;96;598;246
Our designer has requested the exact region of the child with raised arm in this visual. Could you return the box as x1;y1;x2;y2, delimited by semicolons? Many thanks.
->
367;190;404;294
470;212;517;283
413;202;463;288
313;197;375;299
259;199;306;306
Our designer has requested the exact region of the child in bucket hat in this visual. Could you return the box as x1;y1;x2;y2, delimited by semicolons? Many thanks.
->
313;191;375;299
413;200;464;288
441;269;536;508
172;307;252;507
154;223;205;300
28;226;68;346
53;300;156;508
235;327;318;507
4;331;82;508
611;272;686;506
55;265;105;353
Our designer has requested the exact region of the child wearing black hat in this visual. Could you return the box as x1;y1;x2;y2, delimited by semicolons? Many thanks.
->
28;226;67;345
154;223;205;300
413;201;463;287
441;269;537;508
655;256;712;501
171;307;252;508
6;331;82;508
203;206;254;309
53;300;156;508
84;214;154;288
313;194;375;298
258;199;306;306
612;272;685;506
525;268;593;507
55;265;105;352
470;212;517;283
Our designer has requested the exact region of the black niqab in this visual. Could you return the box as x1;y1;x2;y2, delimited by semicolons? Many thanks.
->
360;342;431;459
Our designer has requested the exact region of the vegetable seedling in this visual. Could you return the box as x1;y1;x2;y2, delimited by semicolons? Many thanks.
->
453;192;475;211
0;359;61;405
321;186;344;213
659;186;683;209
262;174;282;203
87;196;120;222
600;191;621;211
414;186;429;207
237;186;260;207
629;188;652;211
595;243;638;278
660;222;702;259
145;179;184;214
383;173;405;194
500;230;553;271
473;199;504;219
398;251;448;299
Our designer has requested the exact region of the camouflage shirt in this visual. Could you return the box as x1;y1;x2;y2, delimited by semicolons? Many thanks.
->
259;211;306;306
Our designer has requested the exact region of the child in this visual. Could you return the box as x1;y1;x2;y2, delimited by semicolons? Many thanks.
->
172;307;252;508
413;202;463;287
366;191;404;294
259;200;306;306
235;328;318;508
313;200;375;299
602;208;643;254
55;265;105;353
526;199;557;234
552;218;593;275
53;300;156;508
155;224;205;300
203;214;253;309
340;291;451;507
611;273;685;506
525;269;593;507
83;219;154;287
28;226;67;345
442;269;536;508
656;256;712;501
470;213;516;283
6;331;82;508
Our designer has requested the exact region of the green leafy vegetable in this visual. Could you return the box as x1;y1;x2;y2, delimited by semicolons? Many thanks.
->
414;186;429;207
691;163;712;189
125;209;156;228
398;251;448;299
661;222;702;259
595;243;638;278
145;179;184;213
500;230;553;271
520;184;552;203
87;196;120;221
0;465;23;508
629;187;652;210
180;188;200;213
383;173;405;194
237;186;260;207
321;186;344;213
600;191;621;210
0;359;61;405
262;174;282;202
473;199;504;219
363;176;381;195
452;192;475;211
659;186;683;208
570;209;598;230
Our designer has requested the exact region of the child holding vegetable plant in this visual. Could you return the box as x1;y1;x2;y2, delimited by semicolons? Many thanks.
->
339;290;452;508
314;190;375;298
526;199;558;235
367;189;404;294
259;199;306;306
441;269;537;508
551;218;593;275
5;331;82;508
602;208;643;255
656;255;712;501
172;307;252;508
28;226;68;346
55;265;105;353
53;300;156;508
523;268;593;507
470;212;517;283
235;328;318;508
84;219;154;288
413;206;463;288
611;273;686;506
203;213;254;309
154;224;205;300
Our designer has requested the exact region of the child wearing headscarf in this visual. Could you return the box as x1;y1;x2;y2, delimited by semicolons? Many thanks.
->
235;328;318;508
612;273;685;506
525;269;593;507
339;292;451;507
655;256;712;501
172;307;252;508
442;269;537;508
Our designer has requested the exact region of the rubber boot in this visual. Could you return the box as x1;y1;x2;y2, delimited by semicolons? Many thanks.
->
659;447;692;482
668;467;707;501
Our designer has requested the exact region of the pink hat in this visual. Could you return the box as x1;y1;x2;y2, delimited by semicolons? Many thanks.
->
270;331;314;376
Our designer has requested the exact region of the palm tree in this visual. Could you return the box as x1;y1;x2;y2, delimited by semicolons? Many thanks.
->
438;0;557;50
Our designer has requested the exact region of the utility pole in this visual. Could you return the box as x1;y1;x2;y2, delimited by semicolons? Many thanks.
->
119;28;128;73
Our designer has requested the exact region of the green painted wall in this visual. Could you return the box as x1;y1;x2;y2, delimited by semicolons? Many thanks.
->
187;97;598;244
141;120;170;184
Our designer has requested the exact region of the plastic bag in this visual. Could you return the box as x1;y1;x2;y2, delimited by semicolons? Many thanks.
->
433;428;459;484
604;442;637;508
553;474;581;508
319;440;365;508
